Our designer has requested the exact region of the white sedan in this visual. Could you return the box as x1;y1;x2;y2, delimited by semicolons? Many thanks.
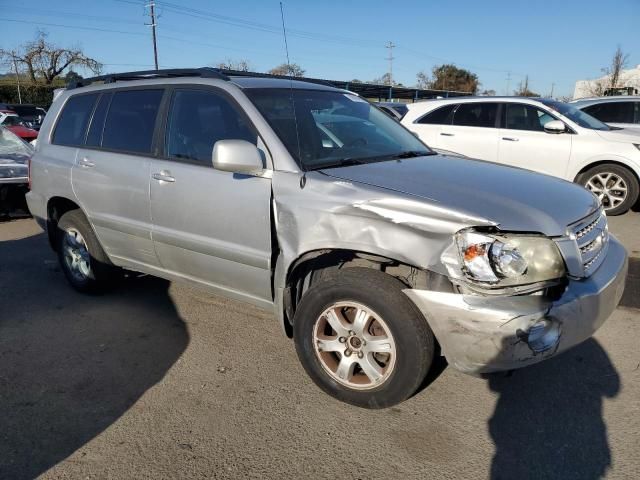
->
402;97;640;215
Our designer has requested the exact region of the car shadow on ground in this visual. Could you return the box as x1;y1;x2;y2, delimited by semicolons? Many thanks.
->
0;231;189;480
619;256;640;309
487;338;620;480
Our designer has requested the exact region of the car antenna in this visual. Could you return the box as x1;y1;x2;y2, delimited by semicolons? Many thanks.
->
279;2;305;188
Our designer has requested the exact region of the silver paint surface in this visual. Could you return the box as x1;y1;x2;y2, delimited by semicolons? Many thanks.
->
26;75;627;375
404;237;627;373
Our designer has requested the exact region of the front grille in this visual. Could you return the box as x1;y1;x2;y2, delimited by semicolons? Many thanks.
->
569;209;609;277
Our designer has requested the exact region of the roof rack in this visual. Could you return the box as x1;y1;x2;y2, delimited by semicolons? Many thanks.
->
67;67;229;89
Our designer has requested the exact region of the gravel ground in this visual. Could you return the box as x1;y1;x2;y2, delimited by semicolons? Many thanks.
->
1;213;639;480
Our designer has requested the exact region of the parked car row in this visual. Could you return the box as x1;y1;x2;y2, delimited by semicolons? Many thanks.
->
402;96;640;215
0;102;47;145
0;126;32;217
26;68;628;408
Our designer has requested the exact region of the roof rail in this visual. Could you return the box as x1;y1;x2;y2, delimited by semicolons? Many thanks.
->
67;67;230;89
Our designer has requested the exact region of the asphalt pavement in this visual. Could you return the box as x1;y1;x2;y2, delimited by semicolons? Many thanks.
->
1;213;638;479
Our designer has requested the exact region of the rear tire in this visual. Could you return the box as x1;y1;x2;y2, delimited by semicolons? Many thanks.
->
293;267;435;409
577;164;639;216
56;209;119;293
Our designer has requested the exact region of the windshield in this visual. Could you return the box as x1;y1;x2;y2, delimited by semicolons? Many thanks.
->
0;126;33;159
2;115;27;127
246;89;432;170
539;99;611;131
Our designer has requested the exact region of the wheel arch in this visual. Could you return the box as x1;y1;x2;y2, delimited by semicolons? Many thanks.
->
46;196;82;251
572;158;640;185
278;248;452;338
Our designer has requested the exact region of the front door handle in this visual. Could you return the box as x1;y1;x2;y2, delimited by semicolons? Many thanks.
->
78;157;95;168
152;171;176;183
502;137;519;142
440;132;455;137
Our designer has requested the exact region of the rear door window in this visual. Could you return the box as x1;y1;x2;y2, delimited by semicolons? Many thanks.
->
102;89;164;154
452;103;498;128
52;93;99;146
582;102;635;124
417;104;456;124
85;93;112;147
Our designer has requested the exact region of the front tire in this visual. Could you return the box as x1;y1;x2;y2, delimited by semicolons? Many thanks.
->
293;267;435;409
56;209;118;293
577;164;639;216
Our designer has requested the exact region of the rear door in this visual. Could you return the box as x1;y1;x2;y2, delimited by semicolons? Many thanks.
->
497;102;572;178
149;86;273;306
441;102;500;161
72;88;165;267
407;103;456;148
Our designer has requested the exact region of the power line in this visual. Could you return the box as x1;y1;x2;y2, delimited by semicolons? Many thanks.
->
0;18;147;37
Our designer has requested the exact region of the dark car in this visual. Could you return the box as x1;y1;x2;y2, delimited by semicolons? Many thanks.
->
7;104;47;130
374;102;409;120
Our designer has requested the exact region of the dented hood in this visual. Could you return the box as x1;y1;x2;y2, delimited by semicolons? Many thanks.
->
319;155;599;236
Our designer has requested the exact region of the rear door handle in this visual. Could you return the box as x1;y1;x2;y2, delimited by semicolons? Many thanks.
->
440;132;455;137
502;137;519;142
152;171;176;183
78;157;95;168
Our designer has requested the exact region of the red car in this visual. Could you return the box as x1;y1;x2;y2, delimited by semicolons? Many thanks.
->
0;110;38;143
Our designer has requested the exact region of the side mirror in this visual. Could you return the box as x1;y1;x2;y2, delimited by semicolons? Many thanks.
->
212;139;264;175
544;120;566;134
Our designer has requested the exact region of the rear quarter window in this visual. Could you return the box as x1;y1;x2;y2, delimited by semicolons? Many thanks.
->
52;94;99;146
416;104;456;124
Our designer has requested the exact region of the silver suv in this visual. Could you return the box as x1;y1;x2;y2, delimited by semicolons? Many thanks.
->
27;68;628;408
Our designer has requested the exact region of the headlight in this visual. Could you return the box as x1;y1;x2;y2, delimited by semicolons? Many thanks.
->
454;231;565;287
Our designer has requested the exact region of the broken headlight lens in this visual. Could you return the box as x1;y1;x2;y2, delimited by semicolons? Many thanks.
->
455;231;565;286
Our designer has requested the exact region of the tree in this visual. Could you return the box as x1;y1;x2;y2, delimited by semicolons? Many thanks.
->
586;46;629;96
480;89;496;96
216;58;252;72
64;70;83;84
417;64;479;93
416;71;430;89
514;75;539;97
268;63;305;77
0;31;101;84
372;72;398;86
350;79;363;84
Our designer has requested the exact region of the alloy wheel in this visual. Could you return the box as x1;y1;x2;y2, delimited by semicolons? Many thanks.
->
62;228;92;282
585;172;628;211
313;301;397;390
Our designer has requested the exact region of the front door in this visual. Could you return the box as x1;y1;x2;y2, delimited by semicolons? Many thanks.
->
497;102;572;178
149;87;273;306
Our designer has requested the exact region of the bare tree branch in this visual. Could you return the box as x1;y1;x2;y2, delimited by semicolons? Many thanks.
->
0;31;102;85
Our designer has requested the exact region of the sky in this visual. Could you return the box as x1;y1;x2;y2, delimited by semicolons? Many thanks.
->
0;0;638;98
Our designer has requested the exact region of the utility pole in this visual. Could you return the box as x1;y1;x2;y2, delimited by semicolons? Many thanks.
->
11;51;22;104
146;2;159;70
385;41;395;100
505;71;511;96
550;82;555;99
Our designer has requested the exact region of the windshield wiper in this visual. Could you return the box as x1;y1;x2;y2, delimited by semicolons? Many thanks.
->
386;150;433;159
305;158;367;171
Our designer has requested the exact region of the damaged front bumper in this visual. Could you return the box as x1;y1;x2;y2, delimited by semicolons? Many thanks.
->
404;236;628;375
